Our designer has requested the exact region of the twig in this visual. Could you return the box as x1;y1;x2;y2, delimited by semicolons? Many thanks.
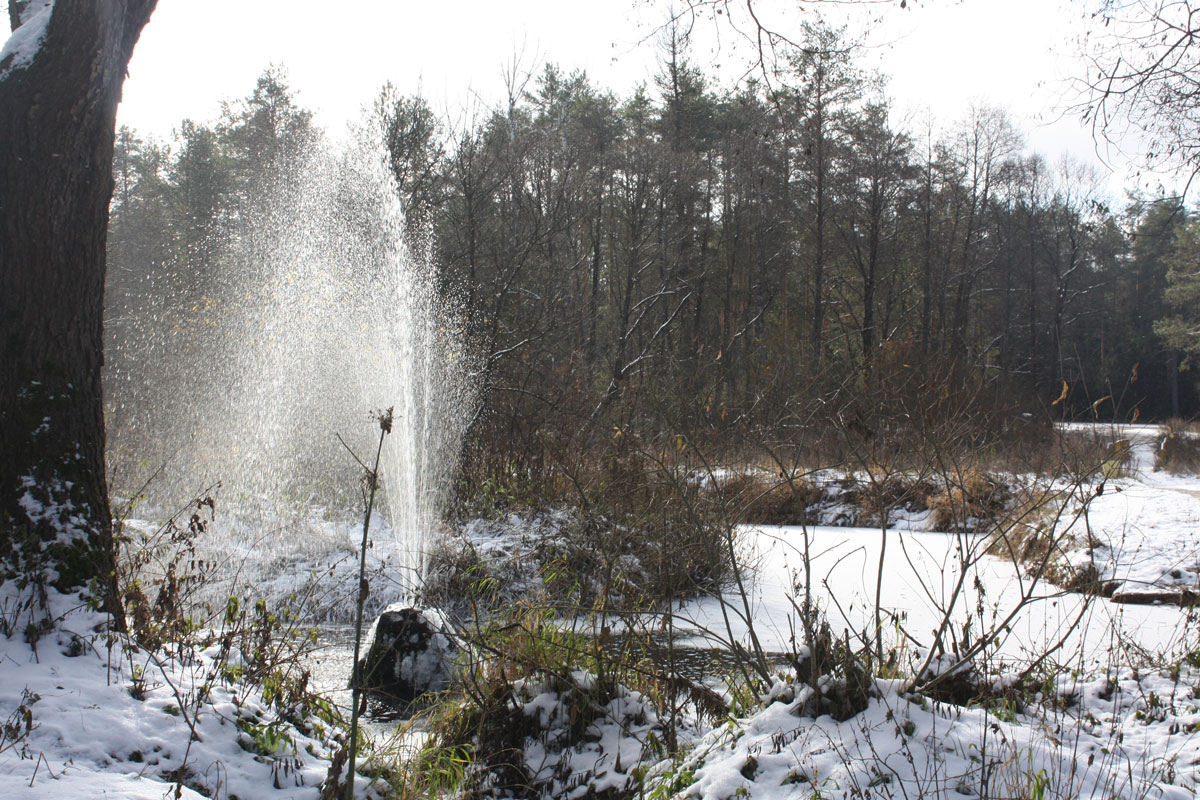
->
28;751;56;786
345;407;394;800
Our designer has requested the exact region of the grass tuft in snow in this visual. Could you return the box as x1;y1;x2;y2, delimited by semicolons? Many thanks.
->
407;607;704;799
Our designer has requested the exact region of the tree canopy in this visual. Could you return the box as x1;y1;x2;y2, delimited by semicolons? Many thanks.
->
104;32;1200;516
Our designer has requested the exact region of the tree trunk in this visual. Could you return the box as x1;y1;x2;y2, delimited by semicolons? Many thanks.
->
0;1;157;617
810;102;827;368
1169;350;1181;419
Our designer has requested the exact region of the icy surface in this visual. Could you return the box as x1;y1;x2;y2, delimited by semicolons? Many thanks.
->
671;523;1187;666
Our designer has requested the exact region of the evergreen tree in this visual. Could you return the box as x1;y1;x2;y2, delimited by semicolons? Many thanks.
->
1154;209;1200;416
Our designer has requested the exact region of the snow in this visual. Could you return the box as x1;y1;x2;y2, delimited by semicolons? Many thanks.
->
0;0;53;80
117;506;415;624
633;426;1200;799
399;437;1200;798
9;423;1200;797
655;669;1200;799
1056;424;1200;595
0;586;355;799
474;669;697;799
645;428;1200;668
669;523;1188;667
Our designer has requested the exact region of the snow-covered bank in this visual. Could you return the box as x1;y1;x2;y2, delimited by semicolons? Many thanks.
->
1056;424;1200;599
0;587;356;799
654;670;1200;799
11;422;1200;798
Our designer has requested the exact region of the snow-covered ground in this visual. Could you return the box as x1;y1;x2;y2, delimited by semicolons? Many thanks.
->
412;435;1200;798
9;424;1200;798
644;426;1200;799
119;506;419;624
654;668;1200;799
0;587;362;799
1053;424;1200;598
663;425;1200;669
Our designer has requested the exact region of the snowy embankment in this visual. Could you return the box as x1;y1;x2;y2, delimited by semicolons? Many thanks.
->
427;445;1200;798
652;669;1200;799
1056;424;1200;601
0;586;361;799
421;526;1200;799
432;512;1189;666
671;524;1188;664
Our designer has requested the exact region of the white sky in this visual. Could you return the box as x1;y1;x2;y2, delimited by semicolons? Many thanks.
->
7;0;1143;196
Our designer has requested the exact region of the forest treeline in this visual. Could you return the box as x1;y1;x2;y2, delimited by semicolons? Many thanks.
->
105;25;1200;481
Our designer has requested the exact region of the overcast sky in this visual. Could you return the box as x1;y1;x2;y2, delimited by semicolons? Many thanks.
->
8;0;1140;195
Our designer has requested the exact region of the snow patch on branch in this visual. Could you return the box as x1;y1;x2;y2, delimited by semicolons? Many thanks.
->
0;0;54;80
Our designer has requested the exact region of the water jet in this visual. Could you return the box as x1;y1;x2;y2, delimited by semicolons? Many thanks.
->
105;117;472;605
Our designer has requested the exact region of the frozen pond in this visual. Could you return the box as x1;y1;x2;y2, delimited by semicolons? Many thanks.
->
304;518;1195;701
673;524;1191;670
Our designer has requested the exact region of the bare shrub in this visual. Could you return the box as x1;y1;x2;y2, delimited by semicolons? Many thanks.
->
1055;426;1132;478
776;599;874;722
436;434;734;617
705;472;823;525
423;535;507;612
840;472;937;526
415;610;683;800
115;492;219;651
1156;427;1200;474
929;468;1011;532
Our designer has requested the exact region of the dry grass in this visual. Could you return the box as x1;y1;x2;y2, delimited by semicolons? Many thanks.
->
1161;417;1200;435
983;484;1112;594
706;472;824;525
1156;425;1200;474
705;468;1018;532
928;468;1011;532
1054;427;1133;479
842;472;936;525
1005;513;1104;593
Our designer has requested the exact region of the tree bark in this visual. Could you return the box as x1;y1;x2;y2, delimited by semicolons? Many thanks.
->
0;1;157;616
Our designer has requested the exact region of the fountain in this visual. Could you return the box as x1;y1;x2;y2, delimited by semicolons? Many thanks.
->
104;116;472;604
